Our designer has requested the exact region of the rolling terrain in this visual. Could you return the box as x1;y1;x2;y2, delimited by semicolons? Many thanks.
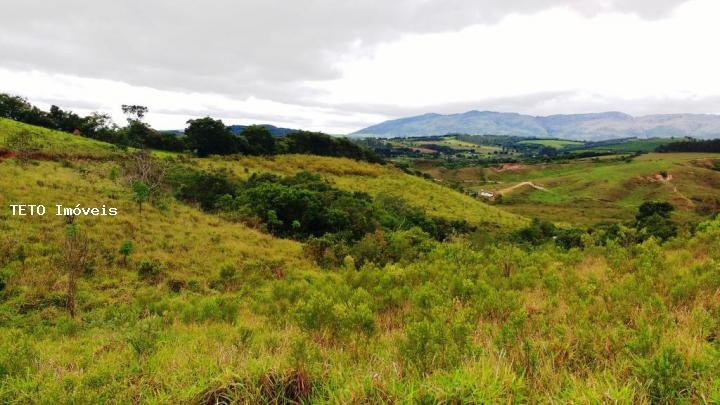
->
1;119;719;403
417;153;720;225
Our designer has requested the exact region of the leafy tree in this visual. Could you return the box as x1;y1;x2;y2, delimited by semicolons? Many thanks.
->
241;125;276;155
555;227;585;250
132;181;150;213
185;117;238;157
121;104;149;121
635;201;677;241
124;120;156;148
119;241;134;266
168;167;237;210
281;130;382;162
514;218;557;245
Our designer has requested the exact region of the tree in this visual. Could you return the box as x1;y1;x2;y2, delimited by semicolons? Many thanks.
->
124;120;156;148
132;181;150;213
119;240;134;266
185;117;238;157
241;125;276;155
121;104;149;122
123;150;168;203
636;201;677;242
62;217;90;318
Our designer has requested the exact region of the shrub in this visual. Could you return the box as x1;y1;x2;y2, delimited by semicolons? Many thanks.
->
295;288;376;338
126;316;163;356
555;227;585;250
636;202;677;242
0;329;37;378
400;316;472;372
118;240;133;266
137;260;163;282
181;296;240;324
514;218;557;245
637;347;691;403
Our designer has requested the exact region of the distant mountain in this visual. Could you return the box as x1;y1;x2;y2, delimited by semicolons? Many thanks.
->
352;110;720;141
227;124;296;137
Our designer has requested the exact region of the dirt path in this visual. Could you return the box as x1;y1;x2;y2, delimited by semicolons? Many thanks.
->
498;181;549;195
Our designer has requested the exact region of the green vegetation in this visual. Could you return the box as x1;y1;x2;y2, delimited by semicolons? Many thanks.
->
518;139;583;148
658;138;720;153
1;93;381;163
416;152;720;225
1;119;719;402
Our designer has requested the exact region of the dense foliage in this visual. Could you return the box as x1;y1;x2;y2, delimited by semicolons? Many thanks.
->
0;93;381;162
169;167;471;267
658;138;720;153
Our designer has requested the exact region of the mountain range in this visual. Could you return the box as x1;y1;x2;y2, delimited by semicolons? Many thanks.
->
352;111;720;141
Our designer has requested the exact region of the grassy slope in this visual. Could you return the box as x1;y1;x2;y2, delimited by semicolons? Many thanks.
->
2;120;720;402
455;153;720;225
518;139;583;148
0;118;122;158
583;138;685;153
197;155;526;228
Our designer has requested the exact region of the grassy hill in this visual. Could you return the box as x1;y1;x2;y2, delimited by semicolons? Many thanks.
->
196;155;525;228
0;118;124;158
518;139;584;149
487;154;720;223
1;119;720;402
421;153;720;225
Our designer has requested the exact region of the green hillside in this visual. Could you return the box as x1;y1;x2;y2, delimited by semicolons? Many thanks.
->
518;139;583;149
0;118;123;158
1;120;720;403
419;153;720;225
196;155;525;228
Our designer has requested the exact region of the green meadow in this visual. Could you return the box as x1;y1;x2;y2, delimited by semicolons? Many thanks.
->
517;139;584;149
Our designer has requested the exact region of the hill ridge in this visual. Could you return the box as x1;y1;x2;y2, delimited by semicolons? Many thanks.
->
353;110;720;141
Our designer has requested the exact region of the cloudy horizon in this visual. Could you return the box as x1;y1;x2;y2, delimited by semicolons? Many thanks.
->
2;0;719;134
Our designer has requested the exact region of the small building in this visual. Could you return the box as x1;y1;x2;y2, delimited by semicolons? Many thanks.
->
479;190;496;199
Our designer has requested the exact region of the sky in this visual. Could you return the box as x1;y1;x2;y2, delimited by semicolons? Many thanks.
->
1;0;719;134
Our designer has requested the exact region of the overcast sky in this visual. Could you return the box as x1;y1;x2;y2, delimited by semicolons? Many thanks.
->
1;0;719;133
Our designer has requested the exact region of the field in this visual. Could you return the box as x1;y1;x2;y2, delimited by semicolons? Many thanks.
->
416;153;720;225
582;138;685;154
517;139;584;149
1;121;720;403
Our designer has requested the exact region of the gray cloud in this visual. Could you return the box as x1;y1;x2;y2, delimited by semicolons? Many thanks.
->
0;0;691;102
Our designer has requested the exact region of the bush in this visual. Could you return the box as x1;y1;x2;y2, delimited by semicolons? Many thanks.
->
181;296;240;324
137;260;163;282
637;347;692;403
295;288;376;338
400;316;472;372
636;202;677;242
514;218;557;245
555;228;585;250
126;316;163;356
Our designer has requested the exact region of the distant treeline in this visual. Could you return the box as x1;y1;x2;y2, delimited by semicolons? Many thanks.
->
0;93;381;163
657;138;720;153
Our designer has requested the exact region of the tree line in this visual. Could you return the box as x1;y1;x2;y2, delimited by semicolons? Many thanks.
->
656;138;720;153
0;93;381;162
